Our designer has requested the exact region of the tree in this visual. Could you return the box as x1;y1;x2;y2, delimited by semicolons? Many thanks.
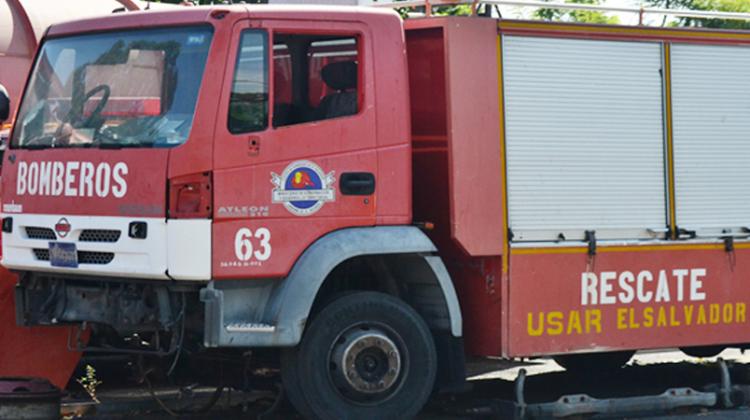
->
535;0;619;24
645;0;750;29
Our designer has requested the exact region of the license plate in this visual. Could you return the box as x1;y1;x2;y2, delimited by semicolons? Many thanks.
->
49;242;78;268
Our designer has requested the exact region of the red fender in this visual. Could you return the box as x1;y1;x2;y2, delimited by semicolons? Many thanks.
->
0;267;83;388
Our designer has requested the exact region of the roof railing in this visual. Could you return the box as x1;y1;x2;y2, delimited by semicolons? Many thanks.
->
367;0;750;25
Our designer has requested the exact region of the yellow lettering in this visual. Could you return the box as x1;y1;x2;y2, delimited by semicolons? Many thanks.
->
527;312;544;336
617;308;627;330
567;310;583;334
643;307;654;328
737;303;746;323
683;305;694;326
697;305;707;325
669;306;681;327
586;309;602;334
723;303;733;324
657;307;668;327
548;312;563;335
710;304;720;324
629;307;640;329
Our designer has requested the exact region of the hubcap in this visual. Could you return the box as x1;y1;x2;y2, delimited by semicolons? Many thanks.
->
330;328;402;398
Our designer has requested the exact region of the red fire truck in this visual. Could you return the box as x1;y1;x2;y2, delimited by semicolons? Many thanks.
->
2;3;750;418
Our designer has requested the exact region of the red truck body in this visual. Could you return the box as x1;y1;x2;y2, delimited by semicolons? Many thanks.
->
3;5;750;417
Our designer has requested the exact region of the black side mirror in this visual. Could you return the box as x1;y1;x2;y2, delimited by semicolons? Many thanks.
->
0;84;9;123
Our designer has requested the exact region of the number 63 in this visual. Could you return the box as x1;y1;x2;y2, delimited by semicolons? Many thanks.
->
234;228;271;262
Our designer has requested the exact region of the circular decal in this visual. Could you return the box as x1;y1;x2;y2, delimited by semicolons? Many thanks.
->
271;160;336;216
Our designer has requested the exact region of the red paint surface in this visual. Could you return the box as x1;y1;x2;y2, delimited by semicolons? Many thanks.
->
406;19;507;356
0;218;81;387
405;18;504;258
2;149;168;217
9;8;750;366
0;251;81;388
508;247;750;357
210;12;410;279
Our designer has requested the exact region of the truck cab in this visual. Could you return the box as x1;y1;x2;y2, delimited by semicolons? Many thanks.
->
2;6;413;280
1;6;462;419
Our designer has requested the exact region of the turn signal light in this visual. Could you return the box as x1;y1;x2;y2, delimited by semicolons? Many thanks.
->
128;221;148;239
2;217;12;233
168;173;212;219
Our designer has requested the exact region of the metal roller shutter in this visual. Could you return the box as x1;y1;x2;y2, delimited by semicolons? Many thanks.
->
503;36;667;242
671;44;750;237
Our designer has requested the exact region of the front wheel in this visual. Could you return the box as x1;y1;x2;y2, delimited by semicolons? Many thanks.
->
282;291;437;419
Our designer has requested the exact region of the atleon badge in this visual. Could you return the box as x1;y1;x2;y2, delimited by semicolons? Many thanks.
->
271;160;335;216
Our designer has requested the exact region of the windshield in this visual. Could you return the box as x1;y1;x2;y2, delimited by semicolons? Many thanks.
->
11;26;213;149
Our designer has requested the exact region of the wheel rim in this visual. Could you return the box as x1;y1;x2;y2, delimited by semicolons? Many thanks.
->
328;323;406;404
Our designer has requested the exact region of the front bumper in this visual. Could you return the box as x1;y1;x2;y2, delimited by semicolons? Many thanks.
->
1;214;211;280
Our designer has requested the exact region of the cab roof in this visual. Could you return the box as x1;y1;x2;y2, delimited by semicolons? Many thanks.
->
46;5;401;38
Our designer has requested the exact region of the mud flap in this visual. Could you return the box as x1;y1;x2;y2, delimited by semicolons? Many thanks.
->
0;269;83;388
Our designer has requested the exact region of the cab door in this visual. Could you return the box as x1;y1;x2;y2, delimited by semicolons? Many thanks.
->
212;19;377;279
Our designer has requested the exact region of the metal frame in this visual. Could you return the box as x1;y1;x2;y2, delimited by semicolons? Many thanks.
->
369;0;750;24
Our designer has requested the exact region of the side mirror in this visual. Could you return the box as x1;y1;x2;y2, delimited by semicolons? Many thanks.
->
0;84;9;123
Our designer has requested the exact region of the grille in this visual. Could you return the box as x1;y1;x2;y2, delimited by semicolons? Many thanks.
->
79;229;121;243
33;249;49;260
79;252;115;265
33;249;114;265
25;227;56;240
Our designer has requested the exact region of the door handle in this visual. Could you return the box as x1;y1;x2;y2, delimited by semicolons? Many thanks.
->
340;172;375;195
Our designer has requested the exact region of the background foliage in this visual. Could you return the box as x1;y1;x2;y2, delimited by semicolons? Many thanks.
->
645;0;750;29
156;0;750;29
535;0;619;24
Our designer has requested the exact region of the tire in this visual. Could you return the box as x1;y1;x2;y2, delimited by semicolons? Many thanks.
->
680;346;725;358
554;351;634;374
282;291;437;420
281;348;316;419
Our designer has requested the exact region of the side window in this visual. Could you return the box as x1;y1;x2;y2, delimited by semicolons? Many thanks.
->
228;30;268;134
272;34;359;127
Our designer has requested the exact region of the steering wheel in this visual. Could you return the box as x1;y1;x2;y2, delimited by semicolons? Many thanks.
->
78;84;111;128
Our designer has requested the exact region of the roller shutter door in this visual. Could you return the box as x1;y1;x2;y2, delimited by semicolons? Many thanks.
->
671;44;750;237
503;36;667;242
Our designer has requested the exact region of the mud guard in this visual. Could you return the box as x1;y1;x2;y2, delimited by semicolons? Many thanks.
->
0;269;83;388
202;226;462;347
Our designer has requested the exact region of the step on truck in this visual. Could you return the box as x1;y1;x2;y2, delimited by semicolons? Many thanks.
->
3;3;750;418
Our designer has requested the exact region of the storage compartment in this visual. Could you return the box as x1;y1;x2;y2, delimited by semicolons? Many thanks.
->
503;36;668;242
671;44;750;237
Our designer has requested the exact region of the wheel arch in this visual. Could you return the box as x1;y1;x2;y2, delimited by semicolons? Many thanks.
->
267;226;462;345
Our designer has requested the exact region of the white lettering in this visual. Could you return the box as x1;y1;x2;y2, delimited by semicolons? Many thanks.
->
26;162;39;195
51;162;64;196
637;270;653;303
655;270;671;302
16;162;27;195
79;162;95;197
39;162;51;195
94;163;111;198
13;160;129;198
64;162;80;196
617;271;635;304
673;268;688;302
581;272;597;305
112;163;128;198
600;271;616;305
690;268;706;301
582;268;708;306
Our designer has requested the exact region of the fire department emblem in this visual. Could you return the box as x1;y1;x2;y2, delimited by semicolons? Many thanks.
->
271;160;335;216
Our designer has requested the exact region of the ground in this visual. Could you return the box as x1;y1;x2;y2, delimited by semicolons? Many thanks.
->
60;349;750;419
